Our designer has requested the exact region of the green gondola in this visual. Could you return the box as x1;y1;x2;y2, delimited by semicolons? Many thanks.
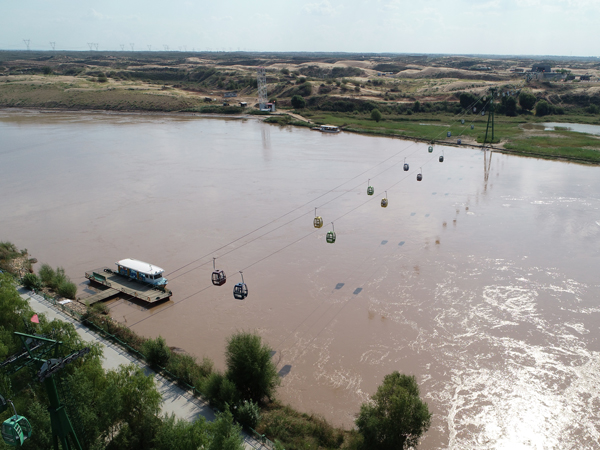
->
428;145;434;153
367;179;374;196
326;222;336;244
1;400;32;447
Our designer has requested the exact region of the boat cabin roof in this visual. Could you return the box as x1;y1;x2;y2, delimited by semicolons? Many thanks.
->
116;258;164;276
321;125;339;129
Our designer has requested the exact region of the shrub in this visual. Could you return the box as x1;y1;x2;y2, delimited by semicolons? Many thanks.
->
91;302;110;315
202;373;240;411
57;281;77;299
291;95;306;109
42;66;53;75
536;100;551;116
225;331;279;404
235;400;261;429
142;336;171;368
519;92;537;111
280;68;289;75
371;109;382;122
22;273;42;290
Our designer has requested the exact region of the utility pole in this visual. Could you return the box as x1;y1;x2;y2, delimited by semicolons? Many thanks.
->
23;39;30;51
483;87;496;147
50;42;56;51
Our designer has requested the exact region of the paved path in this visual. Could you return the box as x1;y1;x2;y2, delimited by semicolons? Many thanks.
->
20;289;269;450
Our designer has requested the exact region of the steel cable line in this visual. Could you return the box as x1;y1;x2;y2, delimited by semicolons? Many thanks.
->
167;91;489;280
117;90;494;327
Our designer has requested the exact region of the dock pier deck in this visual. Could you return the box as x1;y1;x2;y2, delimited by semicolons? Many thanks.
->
84;268;172;304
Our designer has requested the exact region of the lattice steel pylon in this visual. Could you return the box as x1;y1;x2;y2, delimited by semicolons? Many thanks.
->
1;332;89;450
257;67;267;110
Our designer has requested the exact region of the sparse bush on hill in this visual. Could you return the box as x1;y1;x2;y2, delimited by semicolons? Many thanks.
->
291;95;305;109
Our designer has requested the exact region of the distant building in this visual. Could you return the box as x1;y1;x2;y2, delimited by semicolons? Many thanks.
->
223;92;238;98
532;63;552;73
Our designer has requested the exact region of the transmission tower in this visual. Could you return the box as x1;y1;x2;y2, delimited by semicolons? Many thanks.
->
94;43;98;51
147;45;152;51
257;67;268;110
120;44;125;51
130;43;135;51
183;45;187;51
50;42;56;51
23;39;30;51
164;45;169;51
87;43;94;51
483;87;497;147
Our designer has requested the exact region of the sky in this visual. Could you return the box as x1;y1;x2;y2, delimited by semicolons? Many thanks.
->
1;0;599;57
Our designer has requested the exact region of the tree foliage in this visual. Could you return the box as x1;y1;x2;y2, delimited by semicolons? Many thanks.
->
143;335;172;368
535;99;551;116
371;109;382;122
291;95;306;109
519;92;537;111
225;331;279;403
356;371;431;450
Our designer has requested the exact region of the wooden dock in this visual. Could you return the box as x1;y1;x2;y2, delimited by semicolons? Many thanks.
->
84;268;172;304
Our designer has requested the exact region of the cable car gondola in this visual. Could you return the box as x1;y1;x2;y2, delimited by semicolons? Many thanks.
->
403;157;409;171
381;191;388;208
429;145;434;152
367;179;374;196
313;207;323;228
439;151;444;162
461;119;465;124
417;168;423;181
326;222;336;244
471;124;474;130
233;271;248;300
211;257;226;286
1;399;32;447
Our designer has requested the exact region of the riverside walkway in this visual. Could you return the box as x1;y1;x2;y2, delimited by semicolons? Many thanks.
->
20;288;270;450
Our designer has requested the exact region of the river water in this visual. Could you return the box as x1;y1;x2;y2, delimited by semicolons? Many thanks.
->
1;109;599;449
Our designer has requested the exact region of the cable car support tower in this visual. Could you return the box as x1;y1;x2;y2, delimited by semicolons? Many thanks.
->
0;332;89;450
257;67;268;111
483;87;497;147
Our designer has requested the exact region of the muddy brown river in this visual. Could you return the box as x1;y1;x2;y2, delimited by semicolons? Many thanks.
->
1;110;599;449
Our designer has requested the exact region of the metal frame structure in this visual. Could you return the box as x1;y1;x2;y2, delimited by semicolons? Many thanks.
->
1;332;89;450
257;67;268;110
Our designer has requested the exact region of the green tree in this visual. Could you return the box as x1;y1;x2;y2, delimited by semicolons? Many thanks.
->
536;99;551;116
413;101;421;113
225;331;279;403
142;335;171;368
154;414;210;450
356;371;431;450
519;92;537;111
291;95;306;109
459;92;477;110
22;273;42;290
371;109;382;122
208;409;245;450
505;96;517;117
